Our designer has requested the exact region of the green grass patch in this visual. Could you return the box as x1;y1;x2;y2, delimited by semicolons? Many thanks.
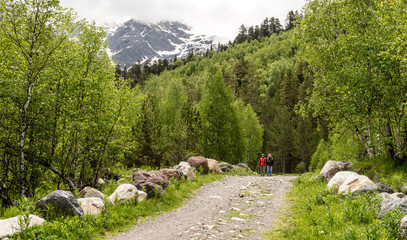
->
264;173;404;240
8;172;223;240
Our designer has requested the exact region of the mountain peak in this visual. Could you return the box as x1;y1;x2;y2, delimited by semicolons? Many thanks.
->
104;19;212;66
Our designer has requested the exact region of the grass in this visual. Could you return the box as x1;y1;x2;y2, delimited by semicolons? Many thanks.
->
264;173;404;240
7;171;224;240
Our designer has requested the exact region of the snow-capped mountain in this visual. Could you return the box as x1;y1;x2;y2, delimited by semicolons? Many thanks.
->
104;19;214;67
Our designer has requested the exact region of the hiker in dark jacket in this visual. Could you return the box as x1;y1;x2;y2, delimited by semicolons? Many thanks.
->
258;154;267;176
266;153;274;177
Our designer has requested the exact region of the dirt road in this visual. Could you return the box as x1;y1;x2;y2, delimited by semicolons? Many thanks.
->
110;175;296;240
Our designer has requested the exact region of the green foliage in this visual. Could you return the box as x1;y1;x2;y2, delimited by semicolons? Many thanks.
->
0;0;142;204
297;0;407;162
266;174;404;239
309;131;363;172
199;66;245;163
234;100;264;168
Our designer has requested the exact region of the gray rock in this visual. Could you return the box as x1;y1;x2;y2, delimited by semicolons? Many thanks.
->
320;160;352;180
400;215;407;239
207;159;221;173
137;190;148;203
77;197;105;215
35;190;84;219
236;163;250;171
327;171;359;190
338;174;374;195
218;162;234;172
0;214;45;238
380;192;404;208
97;178;106;185
107;184;138;204
379;196;407;219
139;182;166;198
174;162;196;181
78;186;105;200
352;183;394;196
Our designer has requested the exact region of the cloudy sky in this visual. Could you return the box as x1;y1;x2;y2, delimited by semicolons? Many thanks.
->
59;0;307;42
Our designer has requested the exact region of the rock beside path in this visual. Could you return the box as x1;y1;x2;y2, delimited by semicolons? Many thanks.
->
35;190;84;219
327;171;359;190
236;163;250;171
137;191;148;203
320;160;352;180
132;171;167;187
78;197;105;215
107;184;139;204
0;214;45;239
158;169;182;181
400;215;407;239
218;162;234;172
379;196;407;219
353;183;394;196
207;159;221;173
174;162;196;181
338;174;374;195
79;186;105;200
187;156;209;173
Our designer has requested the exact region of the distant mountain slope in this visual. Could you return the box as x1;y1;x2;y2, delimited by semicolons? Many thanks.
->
105;19;214;67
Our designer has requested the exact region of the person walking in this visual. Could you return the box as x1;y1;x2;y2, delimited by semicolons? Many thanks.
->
258;154;267;176
266;153;274;177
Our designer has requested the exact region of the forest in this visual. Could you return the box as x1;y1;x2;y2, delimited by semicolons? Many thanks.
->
1;0;407;211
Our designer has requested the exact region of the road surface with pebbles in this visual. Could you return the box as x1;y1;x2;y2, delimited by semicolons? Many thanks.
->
110;175;296;240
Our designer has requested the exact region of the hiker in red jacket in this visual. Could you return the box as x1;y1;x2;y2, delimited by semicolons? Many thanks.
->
258;154;267;176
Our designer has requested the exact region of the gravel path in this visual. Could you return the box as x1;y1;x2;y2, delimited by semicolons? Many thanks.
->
110;175;296;240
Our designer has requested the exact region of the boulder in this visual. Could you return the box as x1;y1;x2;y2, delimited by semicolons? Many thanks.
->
97;178;106;185
35;190;84;219
137;190;148;203
138;182;166;198
78;186;105;200
0;214;45;239
207;159;221;173
218;162;234;172
236;163;250;171
380;192;405;207
352;183;394;196
320;160;352;180
77;197;104;215
378;196;407;219
187;156;209;173
132;171;168;188
401;215;407;239
327;171;359;190
174;162;196;181
107;184;138;204
131;171;169;198
159;169;182;181
338;174;375;195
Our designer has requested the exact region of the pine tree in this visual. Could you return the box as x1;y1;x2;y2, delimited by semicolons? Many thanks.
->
234;24;248;44
260;18;269;38
254;25;260;40
114;64;122;81
247;26;255;41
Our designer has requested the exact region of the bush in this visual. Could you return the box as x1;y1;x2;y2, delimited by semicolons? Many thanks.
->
309;131;362;172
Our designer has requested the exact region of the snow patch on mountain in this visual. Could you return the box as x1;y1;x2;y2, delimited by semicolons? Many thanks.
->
102;20;214;67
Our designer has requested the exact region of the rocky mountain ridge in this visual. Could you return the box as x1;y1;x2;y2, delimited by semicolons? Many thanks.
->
104;19;214;67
